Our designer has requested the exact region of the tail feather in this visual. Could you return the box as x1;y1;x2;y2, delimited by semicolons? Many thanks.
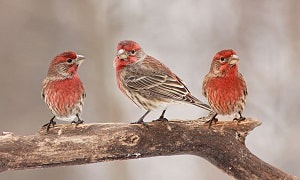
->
194;100;212;112
187;94;212;112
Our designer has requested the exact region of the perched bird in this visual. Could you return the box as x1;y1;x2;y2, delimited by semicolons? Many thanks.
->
114;40;211;124
202;49;247;125
42;51;86;131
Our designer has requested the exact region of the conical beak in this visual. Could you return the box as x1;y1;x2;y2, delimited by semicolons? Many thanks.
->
76;54;85;65
229;54;239;65
117;49;128;60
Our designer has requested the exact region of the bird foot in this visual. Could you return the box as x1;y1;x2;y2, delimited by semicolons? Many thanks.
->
233;117;246;123
205;117;218;127
152;117;168;122
71;119;84;126
42;120;56;132
131;118;149;127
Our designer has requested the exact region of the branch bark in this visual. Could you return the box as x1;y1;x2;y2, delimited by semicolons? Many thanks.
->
0;119;297;179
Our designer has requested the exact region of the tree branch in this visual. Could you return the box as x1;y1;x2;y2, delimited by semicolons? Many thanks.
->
0;119;297;179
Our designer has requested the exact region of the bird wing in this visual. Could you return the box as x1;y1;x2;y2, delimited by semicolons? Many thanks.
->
239;73;248;96
121;55;211;111
82;91;87;99
125;74;211;111
125;74;190;101
202;74;210;98
41;91;45;100
41;78;48;101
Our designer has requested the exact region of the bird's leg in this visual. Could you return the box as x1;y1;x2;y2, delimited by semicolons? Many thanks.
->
233;112;246;122
42;116;56;132
132;110;150;125
205;112;218;127
153;109;168;122
71;114;84;125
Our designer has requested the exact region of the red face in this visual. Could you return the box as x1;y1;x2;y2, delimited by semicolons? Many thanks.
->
49;51;84;77
211;49;239;75
51;51;77;66
114;40;142;71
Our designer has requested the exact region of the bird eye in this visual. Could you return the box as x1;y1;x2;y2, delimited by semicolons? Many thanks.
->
220;57;225;62
66;59;73;63
130;50;136;55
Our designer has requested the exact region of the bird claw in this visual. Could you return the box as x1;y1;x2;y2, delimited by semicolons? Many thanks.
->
71;119;84;126
131;120;149;127
42;120;56;132
233;112;246;123
233;117;246;123
203;112;218;127
205;117;218;127
152;117;168;122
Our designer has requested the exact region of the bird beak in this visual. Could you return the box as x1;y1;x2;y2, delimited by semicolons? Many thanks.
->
76;54;85;65
117;49;128;60
229;54;239;66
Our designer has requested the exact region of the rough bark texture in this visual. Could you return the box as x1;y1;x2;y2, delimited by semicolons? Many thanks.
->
0;119;297;180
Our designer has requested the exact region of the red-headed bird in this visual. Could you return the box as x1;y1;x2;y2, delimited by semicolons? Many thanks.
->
114;40;211;124
202;49;247;125
42;51;86;131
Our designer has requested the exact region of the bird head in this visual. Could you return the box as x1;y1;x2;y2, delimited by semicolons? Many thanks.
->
114;40;145;71
210;49;239;76
48;51;85;79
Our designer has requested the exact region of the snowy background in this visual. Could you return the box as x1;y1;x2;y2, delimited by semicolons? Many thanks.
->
0;0;299;179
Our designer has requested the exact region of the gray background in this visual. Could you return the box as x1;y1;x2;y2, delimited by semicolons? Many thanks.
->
0;0;299;179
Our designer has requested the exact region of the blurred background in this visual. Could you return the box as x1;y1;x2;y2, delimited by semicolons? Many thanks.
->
0;0;299;179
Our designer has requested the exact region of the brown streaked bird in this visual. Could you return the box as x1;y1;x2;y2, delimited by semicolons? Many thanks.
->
114;40;211;124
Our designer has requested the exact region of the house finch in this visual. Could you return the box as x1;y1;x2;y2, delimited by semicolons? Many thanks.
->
202;49;247;125
41;51;86;131
114;40;211;124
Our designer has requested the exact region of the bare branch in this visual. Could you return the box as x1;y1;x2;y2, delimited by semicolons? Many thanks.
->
0;119;297;179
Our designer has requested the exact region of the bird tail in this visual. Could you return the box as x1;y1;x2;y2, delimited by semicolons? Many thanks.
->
194;101;212;112
187;94;212;112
